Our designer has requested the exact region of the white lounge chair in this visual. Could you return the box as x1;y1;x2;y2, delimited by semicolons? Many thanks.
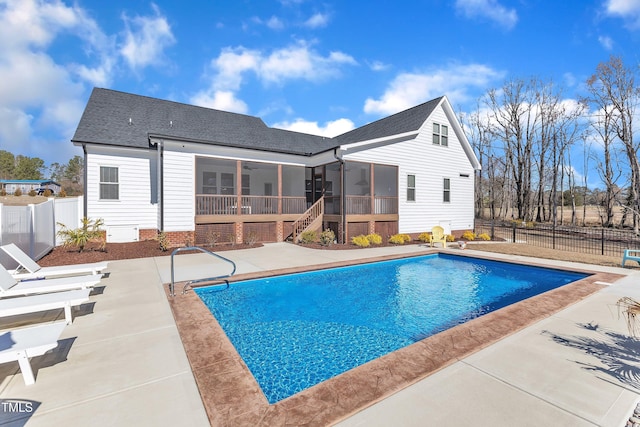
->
0;265;101;298
1;243;108;280
0;288;90;325
0;322;67;385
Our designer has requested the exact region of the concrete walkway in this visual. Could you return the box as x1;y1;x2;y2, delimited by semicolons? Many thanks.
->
0;243;639;426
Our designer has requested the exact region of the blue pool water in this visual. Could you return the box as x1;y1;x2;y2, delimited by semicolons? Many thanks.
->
195;253;588;403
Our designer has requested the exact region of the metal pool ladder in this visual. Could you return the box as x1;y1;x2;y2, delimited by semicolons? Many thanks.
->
169;246;237;297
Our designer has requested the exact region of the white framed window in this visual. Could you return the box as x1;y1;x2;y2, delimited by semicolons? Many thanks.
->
99;166;119;200
433;123;448;146
407;174;416;202
443;178;451;203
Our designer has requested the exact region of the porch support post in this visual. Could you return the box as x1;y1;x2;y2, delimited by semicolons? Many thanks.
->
236;160;242;217
370;164;375;214
277;164;282;214
235;222;243;244
276;221;284;242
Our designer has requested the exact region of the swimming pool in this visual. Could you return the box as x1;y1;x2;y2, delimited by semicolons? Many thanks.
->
195;253;588;403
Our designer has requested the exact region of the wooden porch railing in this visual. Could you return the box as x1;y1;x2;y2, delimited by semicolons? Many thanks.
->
344;196;398;214
292;196;324;242
196;195;307;215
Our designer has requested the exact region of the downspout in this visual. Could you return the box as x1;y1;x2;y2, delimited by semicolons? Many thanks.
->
150;139;164;231
334;148;346;244
82;144;88;218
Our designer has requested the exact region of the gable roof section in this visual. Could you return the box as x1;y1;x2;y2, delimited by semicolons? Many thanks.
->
72;88;336;156
72;88;476;167
332;97;442;146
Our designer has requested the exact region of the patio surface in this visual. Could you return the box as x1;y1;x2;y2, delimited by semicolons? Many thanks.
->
0;242;639;426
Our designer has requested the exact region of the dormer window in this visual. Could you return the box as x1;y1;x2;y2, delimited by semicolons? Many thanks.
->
433;123;448;146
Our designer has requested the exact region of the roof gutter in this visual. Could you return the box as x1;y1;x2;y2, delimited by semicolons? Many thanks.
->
334;148;346;244
149;139;164;231
82;144;88;218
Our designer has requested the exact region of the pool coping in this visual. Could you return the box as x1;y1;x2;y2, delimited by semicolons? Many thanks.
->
166;249;624;426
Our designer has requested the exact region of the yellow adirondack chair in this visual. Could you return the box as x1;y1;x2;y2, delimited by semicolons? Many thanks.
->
429;226;447;248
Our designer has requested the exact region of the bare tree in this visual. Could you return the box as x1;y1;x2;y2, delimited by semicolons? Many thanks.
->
485;79;540;221
584;56;634;228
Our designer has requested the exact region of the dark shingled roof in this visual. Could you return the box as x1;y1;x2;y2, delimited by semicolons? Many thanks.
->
332;97;442;145
72;88;442;155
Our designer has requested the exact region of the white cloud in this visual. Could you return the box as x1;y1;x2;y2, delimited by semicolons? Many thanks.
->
267;16;285;30
191;90;249;114
304;13;330;28
272;117;355;137
598;35;614;50
193;41;357;113
605;0;640;28
0;0;172;163
259;42;357;84
0;107;33;152
364;63;504;116
563;72;577;88
455;0;518;30
120;3;175;70
368;60;390;72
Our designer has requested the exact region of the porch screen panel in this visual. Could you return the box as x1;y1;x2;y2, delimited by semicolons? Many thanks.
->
374;164;398;214
195;157;237;194
325;162;341;215
282;165;306;214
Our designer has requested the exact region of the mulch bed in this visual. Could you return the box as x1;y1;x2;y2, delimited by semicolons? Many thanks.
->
38;240;263;267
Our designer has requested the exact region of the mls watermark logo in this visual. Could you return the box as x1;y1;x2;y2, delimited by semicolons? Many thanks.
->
1;399;34;413
0;399;40;424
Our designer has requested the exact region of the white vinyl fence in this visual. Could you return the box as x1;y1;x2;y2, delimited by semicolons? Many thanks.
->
0;196;83;269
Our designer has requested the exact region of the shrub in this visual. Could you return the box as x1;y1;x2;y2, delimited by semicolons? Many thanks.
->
227;233;236;245
461;231;476;241
446;234;455;242
478;233;491;241
389;234;406;245
0;189;5;196
157;231;168;251
351;234;370;247
418;232;431;243
366;233;382;245
244;232;259;245
28;189;37;197
319;229;335;246
58;188;67;198
401;234;412;243
300;230;317;244
43;189;53;197
207;230;220;246
57;217;105;252
13;188;22;196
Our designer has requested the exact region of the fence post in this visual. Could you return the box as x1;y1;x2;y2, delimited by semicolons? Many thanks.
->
512;222;516;243
552;223;556;250
29;204;35;259
601;228;605;256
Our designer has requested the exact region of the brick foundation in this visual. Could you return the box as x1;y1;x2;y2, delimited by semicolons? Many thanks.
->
162;231;195;247
139;229;158;241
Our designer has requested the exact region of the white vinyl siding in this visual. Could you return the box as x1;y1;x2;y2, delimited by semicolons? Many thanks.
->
86;149;158;232
163;150;195;232
344;103;475;234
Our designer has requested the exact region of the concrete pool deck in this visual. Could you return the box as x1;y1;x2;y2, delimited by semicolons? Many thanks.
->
0;242;639;426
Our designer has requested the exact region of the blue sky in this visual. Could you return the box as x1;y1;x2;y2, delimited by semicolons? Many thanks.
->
1;0;639;185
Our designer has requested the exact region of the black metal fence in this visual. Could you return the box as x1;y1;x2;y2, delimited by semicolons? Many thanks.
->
475;219;640;258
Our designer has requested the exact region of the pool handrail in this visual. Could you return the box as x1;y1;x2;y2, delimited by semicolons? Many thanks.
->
169;246;237;297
